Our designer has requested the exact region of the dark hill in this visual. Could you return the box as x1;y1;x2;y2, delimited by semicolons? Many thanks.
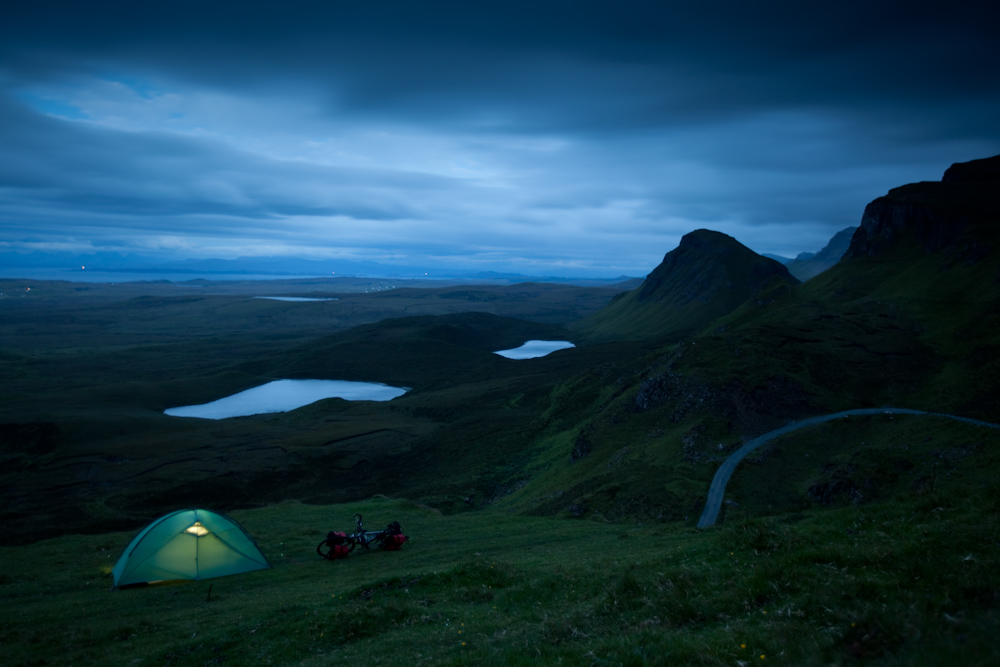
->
274;311;581;391
784;226;857;281
576;229;798;342
3;157;1000;549
499;155;1000;527
846;154;1000;260
698;154;1000;420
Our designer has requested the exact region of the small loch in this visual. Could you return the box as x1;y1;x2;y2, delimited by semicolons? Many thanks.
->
252;297;339;302
164;379;407;420
493;340;576;360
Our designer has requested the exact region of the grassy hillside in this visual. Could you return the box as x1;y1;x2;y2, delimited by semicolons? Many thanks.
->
3;493;999;666
4;158;998;547
0;278;627;350
4;158;999;543
0;309;621;544
484;156;1000;524
3;157;1000;663
577;230;798;343
708;156;1000;421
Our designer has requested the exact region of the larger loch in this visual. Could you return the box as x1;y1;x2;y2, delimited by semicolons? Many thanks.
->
164;379;408;420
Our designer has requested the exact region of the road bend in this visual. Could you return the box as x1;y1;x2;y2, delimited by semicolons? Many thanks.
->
696;408;1000;529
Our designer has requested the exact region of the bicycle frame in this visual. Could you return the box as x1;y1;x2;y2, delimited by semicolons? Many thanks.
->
317;513;401;560
347;513;389;550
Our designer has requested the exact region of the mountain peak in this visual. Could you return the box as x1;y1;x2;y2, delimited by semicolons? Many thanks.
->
577;229;797;341
676;228;742;252
636;229;793;303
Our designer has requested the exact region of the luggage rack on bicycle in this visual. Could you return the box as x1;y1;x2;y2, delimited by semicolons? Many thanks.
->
317;514;408;560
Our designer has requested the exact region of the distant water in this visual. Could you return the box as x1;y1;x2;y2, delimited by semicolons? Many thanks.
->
0;268;335;283
164;379;407;419
494;340;576;360
252;296;339;302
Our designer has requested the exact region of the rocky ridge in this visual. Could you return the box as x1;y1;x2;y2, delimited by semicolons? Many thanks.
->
847;154;1000;260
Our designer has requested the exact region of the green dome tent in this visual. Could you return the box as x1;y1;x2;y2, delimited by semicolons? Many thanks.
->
112;509;271;589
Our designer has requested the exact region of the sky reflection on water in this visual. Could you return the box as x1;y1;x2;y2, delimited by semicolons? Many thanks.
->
493;340;575;360
165;379;407;419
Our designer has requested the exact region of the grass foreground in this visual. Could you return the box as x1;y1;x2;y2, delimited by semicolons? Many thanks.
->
3;493;999;666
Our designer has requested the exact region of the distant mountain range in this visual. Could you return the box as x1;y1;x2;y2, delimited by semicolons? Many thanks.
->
3;231;861;288
0;252;639;286
783;226;858;281
761;252;793;263
760;227;858;281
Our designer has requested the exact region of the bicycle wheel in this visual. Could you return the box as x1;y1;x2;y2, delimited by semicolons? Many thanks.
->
318;538;357;559
316;539;333;560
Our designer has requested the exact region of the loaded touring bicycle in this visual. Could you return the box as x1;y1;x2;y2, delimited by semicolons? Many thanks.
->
317;514;408;560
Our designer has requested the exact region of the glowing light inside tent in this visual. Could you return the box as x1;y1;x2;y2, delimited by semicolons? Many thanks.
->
185;521;209;536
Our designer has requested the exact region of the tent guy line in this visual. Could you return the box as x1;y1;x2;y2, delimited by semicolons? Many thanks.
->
696;408;1000;529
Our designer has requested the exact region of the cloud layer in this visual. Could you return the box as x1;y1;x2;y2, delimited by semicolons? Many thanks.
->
2;1;998;274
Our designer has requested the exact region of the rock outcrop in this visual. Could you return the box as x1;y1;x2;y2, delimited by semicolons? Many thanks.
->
846;155;1000;260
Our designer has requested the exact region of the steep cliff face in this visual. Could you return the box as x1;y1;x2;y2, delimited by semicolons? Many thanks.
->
577;229;798;342
846;155;1000;261
798;154;1000;419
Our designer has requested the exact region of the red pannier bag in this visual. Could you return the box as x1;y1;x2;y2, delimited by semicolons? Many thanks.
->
323;531;350;560
382;534;408;551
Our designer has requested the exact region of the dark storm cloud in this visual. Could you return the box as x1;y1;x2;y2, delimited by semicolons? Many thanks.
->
0;94;459;221
6;1;996;121
1;1;998;271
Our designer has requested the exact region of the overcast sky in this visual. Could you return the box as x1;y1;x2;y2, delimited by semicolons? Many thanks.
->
2;1;998;276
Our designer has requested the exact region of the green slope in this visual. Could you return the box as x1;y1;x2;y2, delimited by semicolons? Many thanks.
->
4;493;1000;666
4;158;1000;664
710;153;1000;418
576;229;798;342
496;155;1000;523
0;309;643;544
3;156;998;553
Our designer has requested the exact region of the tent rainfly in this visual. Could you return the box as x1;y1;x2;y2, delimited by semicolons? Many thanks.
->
111;509;270;589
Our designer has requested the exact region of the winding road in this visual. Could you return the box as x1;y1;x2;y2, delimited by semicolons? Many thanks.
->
696;408;1000;529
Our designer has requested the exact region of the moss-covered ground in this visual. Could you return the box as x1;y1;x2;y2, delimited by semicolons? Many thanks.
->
3;491;999;666
724;414;1000;519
